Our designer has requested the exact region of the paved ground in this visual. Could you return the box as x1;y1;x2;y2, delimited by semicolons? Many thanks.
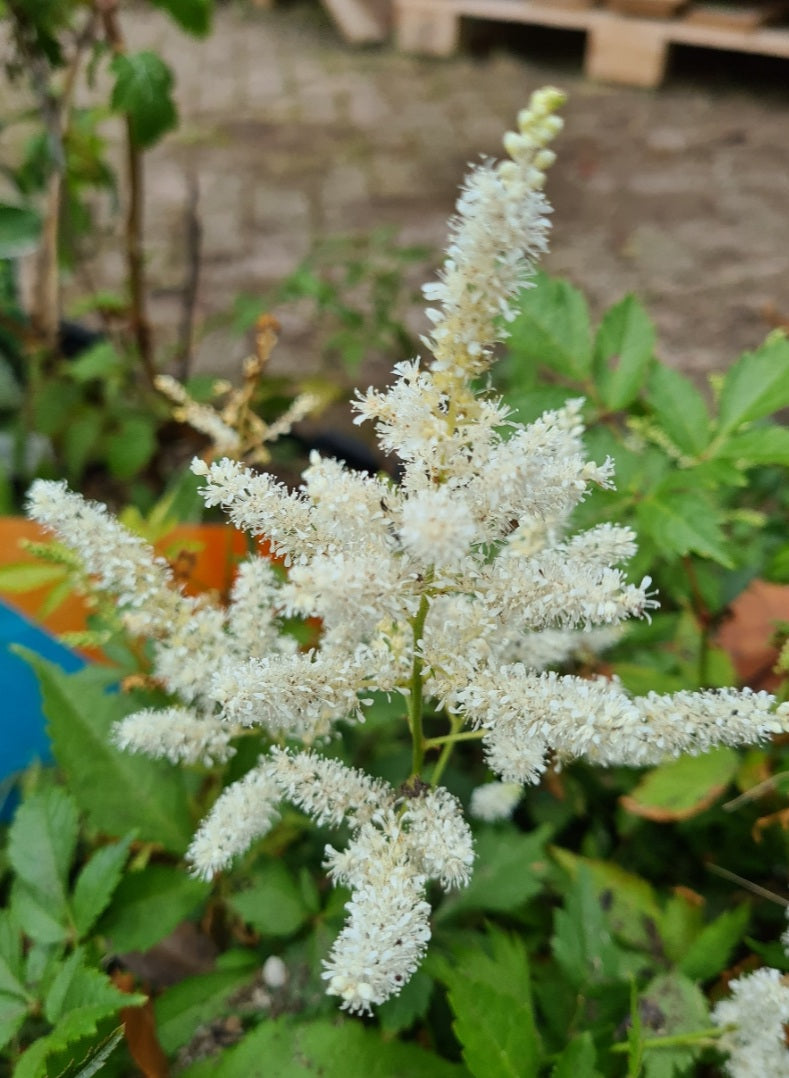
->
16;3;789;394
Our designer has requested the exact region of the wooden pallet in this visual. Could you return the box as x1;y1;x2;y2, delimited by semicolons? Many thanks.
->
393;0;789;86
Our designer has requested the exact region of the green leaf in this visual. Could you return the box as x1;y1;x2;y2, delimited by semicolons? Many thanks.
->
508;274;593;380
110;52;178;148
551;1032;601;1078
23;654;192;853
44;947;140;1025
377;969;433;1034
66;341;124;384
551;848;661;953
98;864;209;952
71;834;134;938
713;424;789;467
636;490;732;567
14;999;141;1078
592;294;655;410
10;879;70;944
620;748;739;823
71;1027;125;1077
646;365;710;456
441;928;539;1078
105;414;157;480
0;992;28;1053
0;912;25;996
717;333;789;436
63;408;105;482
435;824;550;923
205;1016;464;1077
679;904;750;982
0;203;41;258
7;787;78;923
638;972;709;1078
0;562;67;593
151;0;212;34
228;858;313;938
552;866;630;987
154;961;259;1054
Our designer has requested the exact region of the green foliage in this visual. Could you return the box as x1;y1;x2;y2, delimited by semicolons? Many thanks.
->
439;928;540;1077
23;653;193;852
110;52;178;148
0;786;145;1073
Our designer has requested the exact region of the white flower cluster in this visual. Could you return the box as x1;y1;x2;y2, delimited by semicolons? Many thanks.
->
712;911;789;1077
25;87;789;1013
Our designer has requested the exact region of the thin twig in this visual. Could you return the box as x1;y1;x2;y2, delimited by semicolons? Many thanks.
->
174;175;202;383
706;862;789;907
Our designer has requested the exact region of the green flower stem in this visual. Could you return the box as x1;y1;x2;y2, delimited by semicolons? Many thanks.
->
430;714;467;788
610;1027;725;1054
424;729;486;748
408;594;430;776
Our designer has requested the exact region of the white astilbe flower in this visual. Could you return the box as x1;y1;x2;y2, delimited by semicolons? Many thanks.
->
712;967;789;1077
268;748;395;828
454;667;789;780
155;374;241;453
399;487;479;570
422;86;565;383
470;781;523;822
226;557;285;658
188;765;281;879
211;649;370;738
322;835;431;1013
402;788;474;890
27;480;181;627
113;707;234;766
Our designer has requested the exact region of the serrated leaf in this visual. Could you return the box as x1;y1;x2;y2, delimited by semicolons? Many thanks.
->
110;52;177;148
442;929;539;1078
509;274;592;380
228;859;312;938
636;491;732;567
151;0;212;35
7;787;78;921
435;824;549;923
44;947;139;1025
638;972;709;1078
646;365;710;456
551;849;661;953
0;993;28;1053
0;912;25;996
98;864;209;952
10;879;70;944
713;424;789;467
14;998;142;1078
620;748;738;823
105;414;157;480
71;1026;125;1077
679;904;750;982
65;341;123;384
71;833;134;938
0;203;41;258
154;962;259;1054
552;866;630;987
377;969;433;1034
23;654;192;853
593;294;655;410
551;1032;601;1077
205;1015;464;1077
717;334;789;436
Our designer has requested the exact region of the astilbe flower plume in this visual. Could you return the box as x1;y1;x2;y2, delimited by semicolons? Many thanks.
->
26;87;789;1015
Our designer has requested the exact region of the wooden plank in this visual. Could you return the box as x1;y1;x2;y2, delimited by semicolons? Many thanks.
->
392;0;789;77
586;14;670;83
684;0;789;29
320;0;390;43
605;0;686;17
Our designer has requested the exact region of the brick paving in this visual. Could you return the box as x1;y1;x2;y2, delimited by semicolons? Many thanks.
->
10;3;789;387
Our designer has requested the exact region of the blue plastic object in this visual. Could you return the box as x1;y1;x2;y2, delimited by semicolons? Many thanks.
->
0;599;86;813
